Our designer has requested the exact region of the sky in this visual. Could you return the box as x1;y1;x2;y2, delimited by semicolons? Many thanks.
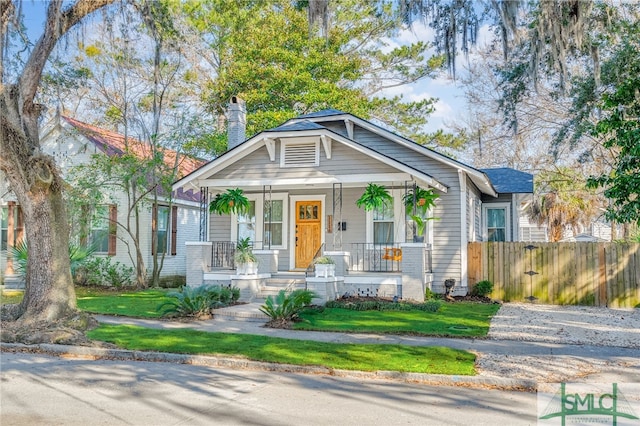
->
381;21;496;133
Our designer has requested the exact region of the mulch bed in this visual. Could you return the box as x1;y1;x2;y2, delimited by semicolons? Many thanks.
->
336;295;496;304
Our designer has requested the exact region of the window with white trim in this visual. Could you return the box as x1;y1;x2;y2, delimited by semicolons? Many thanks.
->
155;206;170;254
366;190;405;244
483;203;510;242
237;201;256;242
264;199;284;246
231;194;288;248
373;202;394;244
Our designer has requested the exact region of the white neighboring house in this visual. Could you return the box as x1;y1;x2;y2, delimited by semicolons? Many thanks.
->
1;115;205;287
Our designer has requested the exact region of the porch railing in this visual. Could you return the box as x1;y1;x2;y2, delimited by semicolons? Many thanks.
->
349;243;403;272
211;241;236;270
210;240;268;270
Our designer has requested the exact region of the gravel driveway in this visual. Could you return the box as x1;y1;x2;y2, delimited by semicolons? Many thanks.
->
488;303;640;349
477;303;640;383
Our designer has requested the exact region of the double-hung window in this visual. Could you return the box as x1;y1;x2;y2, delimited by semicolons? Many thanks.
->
90;205;110;253
231;194;288;249
156;206;170;254
264;199;284;246
152;205;178;256
483;204;510;242
373;202;395;244
237;201;256;243
1;207;8;251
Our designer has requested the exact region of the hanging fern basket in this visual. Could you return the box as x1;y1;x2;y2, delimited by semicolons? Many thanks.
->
209;188;250;216
356;183;392;211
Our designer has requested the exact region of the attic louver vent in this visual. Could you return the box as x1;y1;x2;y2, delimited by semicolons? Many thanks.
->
281;141;319;168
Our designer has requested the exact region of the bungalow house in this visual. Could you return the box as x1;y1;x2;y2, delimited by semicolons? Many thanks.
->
1;115;205;288
173;100;534;301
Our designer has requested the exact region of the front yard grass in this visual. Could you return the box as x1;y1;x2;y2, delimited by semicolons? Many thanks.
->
76;288;171;318
87;324;476;375
294;302;501;338
0;290;24;305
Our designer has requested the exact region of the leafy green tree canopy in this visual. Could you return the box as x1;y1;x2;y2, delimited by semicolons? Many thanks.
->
179;0;445;148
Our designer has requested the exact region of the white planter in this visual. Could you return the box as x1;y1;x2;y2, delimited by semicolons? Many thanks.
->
315;264;336;278
236;262;258;275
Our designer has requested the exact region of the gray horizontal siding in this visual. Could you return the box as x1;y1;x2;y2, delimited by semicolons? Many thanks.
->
210;140;399;181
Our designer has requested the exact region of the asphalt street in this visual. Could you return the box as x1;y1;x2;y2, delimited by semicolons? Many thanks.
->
0;352;538;426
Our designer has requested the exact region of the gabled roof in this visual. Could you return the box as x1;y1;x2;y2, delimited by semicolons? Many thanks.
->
481;168;533;194
284;110;498;197
296;109;345;119
267;120;326;132
61;116;205;202
174;124;449;193
62;116;205;178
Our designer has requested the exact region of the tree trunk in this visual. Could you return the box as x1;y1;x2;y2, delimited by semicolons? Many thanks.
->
0;0;117;325
1;87;76;324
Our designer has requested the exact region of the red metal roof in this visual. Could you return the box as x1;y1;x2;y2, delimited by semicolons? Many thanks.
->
61;116;205;202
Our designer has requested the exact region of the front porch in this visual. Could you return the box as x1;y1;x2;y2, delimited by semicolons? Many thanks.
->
185;241;434;302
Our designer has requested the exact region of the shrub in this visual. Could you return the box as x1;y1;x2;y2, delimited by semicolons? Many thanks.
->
76;257;135;287
471;280;494;297
313;256;335;264
424;287;436;300
260;289;316;325
11;240;96;280
159;285;213;318
325;298;442;313
158;284;241;318
419;300;443;312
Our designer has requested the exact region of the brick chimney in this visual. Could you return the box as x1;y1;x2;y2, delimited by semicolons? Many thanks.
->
227;96;246;150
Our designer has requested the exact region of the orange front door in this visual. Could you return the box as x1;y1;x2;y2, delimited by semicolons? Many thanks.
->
295;201;322;269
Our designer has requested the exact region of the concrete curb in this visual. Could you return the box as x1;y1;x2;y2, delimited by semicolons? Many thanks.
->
0;342;536;392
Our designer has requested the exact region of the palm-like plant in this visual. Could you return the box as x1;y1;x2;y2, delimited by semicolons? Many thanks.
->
10;241;96;278
260;289;315;326
529;169;599;242
158;284;240;317
158;285;213;318
234;237;257;264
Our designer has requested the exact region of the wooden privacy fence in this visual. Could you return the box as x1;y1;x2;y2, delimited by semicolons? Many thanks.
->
468;242;640;308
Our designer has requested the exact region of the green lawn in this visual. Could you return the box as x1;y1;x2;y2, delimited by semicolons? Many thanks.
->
295;302;500;338
0;290;24;305
87;324;476;375
1;288;171;318
76;288;171;318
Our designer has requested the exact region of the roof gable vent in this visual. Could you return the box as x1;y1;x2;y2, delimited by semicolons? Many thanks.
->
281;139;319;168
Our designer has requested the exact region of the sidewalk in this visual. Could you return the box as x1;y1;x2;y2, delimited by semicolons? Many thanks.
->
94;310;640;359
